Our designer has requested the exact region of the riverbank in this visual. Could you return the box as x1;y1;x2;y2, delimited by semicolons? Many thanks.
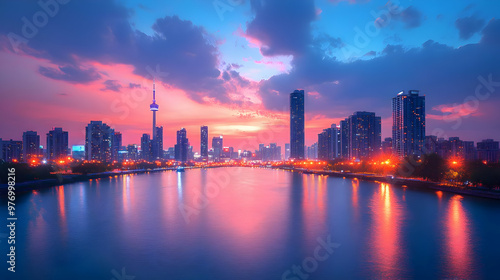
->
0;167;183;195
277;167;500;200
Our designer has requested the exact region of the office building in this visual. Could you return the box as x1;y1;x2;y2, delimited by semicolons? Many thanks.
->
201;126;208;160
212;135;223;162
290;90;305;159
141;134;151;161
175;128;189;162
343;111;381;160
477;139;499;163
23;130;40;162
85;121;115;162
46;127;69;161
392;90;425;157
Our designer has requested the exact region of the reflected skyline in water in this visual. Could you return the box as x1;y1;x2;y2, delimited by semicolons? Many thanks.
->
1;167;499;280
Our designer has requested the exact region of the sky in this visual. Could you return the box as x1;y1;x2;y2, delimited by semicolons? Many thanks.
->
0;0;499;152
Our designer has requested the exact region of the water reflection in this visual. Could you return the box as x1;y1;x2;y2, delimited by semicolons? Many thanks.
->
369;183;405;278
444;195;474;278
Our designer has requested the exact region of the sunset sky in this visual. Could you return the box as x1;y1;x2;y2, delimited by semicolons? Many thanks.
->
1;0;499;152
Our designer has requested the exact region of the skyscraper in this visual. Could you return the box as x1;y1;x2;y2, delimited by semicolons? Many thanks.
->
201;126;208;160
155;126;164;159
1;139;22;162
343;112;381;160
127;144;138;160
175;128;189;162
340;120;349;159
46;127;69;161
392;90;425;157
22;130;40;162
112;132;122;162
318;129;332;160
141;134;151;161
290;90;305;159
85;121;114;162
212;136;223;162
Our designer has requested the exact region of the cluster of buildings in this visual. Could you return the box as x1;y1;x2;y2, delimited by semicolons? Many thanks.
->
1;87;499;165
288;89;499;163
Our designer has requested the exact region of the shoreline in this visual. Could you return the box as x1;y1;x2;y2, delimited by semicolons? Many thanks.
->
2;166;500;200
0;167;181;195
277;167;500;200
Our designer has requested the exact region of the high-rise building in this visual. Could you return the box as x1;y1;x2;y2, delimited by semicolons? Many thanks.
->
284;143;290;160
46;127;69;161
155;126;164;159
318;124;341;160
1;139;22;162
464;141;477;162
175;128;189;162
477;139;499;163
382;137;393;156
127;144;138;160
343;112;381;160
85;121;114;162
318;129;332;160
23;130;40;162
340;120;349;159
290;90;305;159
112;132;122;161
307;143;318;159
392;90;425;157
141;134;151;161
212;136;223;162
201;126;208;159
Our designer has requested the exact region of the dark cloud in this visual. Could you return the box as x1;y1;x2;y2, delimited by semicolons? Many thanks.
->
0;0;231;103
101;80;122;92
455;16;485;40
480;18;500;45
38;65;101;83
246;0;317;56
128;83;141;89
258;19;500;130
364;51;376;57
396;6;423;29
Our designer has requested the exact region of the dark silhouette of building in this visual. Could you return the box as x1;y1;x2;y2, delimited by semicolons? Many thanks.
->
212;135;223;162
392;90;425;157
477;139;499;163
85;121;115;162
112;132;122;162
201;126;208;159
23;130;40;162
290;90;305;159
342;112;381;160
154;126;163;159
1;139;22;162
141;134;151;161
127;144;138;160
318;124;341;160
175;128;189;162
382;137;392;156
46;127;68;161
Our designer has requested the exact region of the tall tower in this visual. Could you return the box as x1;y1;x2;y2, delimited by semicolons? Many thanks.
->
392;90;425;158
150;80;159;159
290;90;305;159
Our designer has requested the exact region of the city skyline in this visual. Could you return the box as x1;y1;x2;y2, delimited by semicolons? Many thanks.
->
1;0;500;151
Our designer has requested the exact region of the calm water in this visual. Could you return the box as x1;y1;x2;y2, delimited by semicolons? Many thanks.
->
1;167;500;279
